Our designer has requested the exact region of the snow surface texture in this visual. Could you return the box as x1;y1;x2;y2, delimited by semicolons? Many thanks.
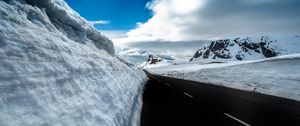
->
148;54;300;101
190;36;300;63
0;0;147;126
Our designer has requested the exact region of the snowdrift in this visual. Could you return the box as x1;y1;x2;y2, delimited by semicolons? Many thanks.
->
0;0;147;126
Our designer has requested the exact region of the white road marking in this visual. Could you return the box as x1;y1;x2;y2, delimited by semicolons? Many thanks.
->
164;83;171;86
183;92;193;98
224;113;251;126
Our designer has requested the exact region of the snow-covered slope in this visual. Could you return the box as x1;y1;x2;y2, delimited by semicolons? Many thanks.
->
190;36;300;62
0;0;147;126
148;54;300;101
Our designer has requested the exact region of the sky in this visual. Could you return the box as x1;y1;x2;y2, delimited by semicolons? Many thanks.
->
65;0;151;31
65;0;300;45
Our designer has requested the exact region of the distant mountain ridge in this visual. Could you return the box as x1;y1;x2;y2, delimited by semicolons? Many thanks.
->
189;36;294;62
117;48;175;65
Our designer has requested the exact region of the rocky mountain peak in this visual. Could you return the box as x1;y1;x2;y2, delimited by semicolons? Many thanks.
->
189;36;279;62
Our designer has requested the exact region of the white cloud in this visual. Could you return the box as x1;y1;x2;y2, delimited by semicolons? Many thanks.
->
89;20;110;25
100;30;127;39
239;0;279;4
117;0;205;44
116;0;300;44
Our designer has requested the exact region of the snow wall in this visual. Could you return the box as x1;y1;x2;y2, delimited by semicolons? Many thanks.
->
0;0;147;125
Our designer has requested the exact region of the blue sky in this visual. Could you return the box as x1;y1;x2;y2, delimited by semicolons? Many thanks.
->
65;0;151;31
65;0;300;44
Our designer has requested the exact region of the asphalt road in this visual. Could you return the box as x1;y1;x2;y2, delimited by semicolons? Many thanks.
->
141;71;300;126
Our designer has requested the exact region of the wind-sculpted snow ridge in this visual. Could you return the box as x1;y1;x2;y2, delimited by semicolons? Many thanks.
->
0;0;147;126
26;0;115;55
189;36;300;62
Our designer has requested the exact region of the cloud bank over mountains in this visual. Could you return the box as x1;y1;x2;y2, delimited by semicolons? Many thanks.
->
115;0;300;44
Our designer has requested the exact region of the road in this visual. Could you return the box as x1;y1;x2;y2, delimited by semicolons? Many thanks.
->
141;71;300;126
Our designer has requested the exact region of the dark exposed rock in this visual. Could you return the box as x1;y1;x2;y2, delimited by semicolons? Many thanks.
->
261;46;278;58
147;55;162;64
235;54;243;61
192;51;202;59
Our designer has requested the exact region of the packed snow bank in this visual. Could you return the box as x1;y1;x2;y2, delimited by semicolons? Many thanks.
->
0;0;147;126
148;54;300;101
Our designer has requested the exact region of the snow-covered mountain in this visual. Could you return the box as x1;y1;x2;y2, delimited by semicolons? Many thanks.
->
0;0;147;126
189;36;300;62
116;47;175;66
124;40;210;62
117;48;152;64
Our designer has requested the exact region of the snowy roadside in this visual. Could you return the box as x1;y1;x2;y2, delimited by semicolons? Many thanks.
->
147;54;300;101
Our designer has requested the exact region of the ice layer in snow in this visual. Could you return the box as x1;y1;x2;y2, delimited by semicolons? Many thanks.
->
0;0;147;126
